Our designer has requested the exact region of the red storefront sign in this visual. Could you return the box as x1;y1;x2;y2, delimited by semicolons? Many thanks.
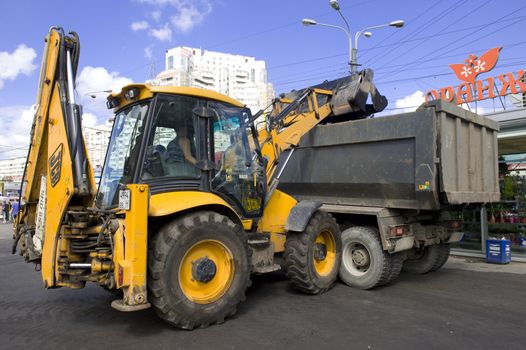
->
425;47;526;104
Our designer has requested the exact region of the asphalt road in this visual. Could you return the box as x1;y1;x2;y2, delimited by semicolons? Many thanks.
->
1;223;525;350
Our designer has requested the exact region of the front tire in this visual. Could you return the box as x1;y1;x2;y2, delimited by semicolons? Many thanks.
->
148;211;251;329
284;211;341;294
339;226;399;290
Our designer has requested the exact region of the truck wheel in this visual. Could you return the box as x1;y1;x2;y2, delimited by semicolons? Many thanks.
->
431;244;450;271
382;252;404;286
402;243;449;274
339;226;394;290
284;211;341;294
148;211;251;329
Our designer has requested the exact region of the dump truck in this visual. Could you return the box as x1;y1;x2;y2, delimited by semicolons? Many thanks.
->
276;100;500;287
13;28;388;329
13;28;500;329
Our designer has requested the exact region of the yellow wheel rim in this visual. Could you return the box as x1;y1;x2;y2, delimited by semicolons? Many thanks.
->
179;239;235;304
313;229;337;276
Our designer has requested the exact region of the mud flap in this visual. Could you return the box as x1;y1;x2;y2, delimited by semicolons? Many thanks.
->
285;200;322;232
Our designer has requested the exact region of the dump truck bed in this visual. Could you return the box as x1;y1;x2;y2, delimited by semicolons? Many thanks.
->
278;100;500;210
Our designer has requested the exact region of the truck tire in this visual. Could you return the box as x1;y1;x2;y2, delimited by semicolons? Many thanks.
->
402;243;450;274
148;211;251;329
284;211;341;294
382;252;404;286
339;226;395;290
430;244;451;272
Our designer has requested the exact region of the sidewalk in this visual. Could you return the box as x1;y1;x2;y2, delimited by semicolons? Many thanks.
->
445;255;526;274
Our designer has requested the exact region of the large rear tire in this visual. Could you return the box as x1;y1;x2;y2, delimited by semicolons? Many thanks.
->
402;243;450;274
284;211;341;294
339;226;399;290
148;211;251;329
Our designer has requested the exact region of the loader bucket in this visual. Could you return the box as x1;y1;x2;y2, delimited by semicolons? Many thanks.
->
277;70;388;123
328;69;387;117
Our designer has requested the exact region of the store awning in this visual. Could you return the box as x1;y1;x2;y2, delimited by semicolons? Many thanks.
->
486;108;526;155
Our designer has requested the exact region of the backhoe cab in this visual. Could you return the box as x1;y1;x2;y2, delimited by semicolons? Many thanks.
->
14;28;388;329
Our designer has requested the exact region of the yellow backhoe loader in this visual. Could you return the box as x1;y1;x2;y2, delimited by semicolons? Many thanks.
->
13;28;388;329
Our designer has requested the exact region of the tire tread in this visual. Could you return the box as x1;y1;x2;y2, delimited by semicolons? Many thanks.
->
284;211;341;294
148;211;251;329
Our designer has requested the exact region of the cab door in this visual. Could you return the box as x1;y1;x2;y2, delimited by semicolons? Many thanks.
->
209;105;266;218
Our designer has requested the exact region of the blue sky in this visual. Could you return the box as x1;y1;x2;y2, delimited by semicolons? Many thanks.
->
1;0;525;159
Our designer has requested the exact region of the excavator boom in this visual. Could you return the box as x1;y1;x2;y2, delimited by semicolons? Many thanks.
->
14;28;96;287
257;70;388;184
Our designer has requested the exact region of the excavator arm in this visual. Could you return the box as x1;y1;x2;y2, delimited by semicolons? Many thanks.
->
13;28;96;288
258;70;388;184
255;70;387;241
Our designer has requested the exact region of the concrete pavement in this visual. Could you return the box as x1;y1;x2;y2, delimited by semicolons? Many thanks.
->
1;223;525;350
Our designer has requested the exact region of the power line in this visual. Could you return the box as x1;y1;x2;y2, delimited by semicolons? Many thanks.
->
373;0;492;71
365;15;526;54
363;0;468;67
358;0;446;61
376;60;526;86
381;4;526;80
120;1;375;77
271;39;526;91
269;17;526;84
377;52;526;76
268;53;348;70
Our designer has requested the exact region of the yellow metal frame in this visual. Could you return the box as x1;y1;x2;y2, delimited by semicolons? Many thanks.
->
17;29;96;287
113;184;149;306
257;190;297;253
109;84;245;111
149;191;252;230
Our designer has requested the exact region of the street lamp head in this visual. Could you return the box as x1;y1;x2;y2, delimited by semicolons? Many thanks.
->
302;18;317;26
364;31;372;38
329;0;340;10
389;20;405;28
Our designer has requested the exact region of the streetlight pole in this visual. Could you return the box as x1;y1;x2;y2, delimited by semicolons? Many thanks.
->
353;20;404;69
302;1;404;75
302;19;353;72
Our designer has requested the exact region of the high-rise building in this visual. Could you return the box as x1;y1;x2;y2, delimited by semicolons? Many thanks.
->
0;157;26;182
154;47;275;113
82;121;112;175
0;122;112;186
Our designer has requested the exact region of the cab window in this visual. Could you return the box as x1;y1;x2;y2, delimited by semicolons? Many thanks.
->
141;95;199;179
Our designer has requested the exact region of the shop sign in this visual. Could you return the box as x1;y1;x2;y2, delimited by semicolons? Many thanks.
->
425;47;526;104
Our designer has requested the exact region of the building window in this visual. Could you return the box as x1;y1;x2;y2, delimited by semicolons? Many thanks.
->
167;56;174;70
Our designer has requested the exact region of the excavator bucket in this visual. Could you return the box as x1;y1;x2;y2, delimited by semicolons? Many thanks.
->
323;69;388;118
277;70;388;123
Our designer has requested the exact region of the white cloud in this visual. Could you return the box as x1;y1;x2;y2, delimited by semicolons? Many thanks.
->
131;20;149;31
137;0;212;37
0;45;37;89
0;66;132;160
0;105;35;159
170;2;211;33
144;46;153;60
150;10;162;22
76;66;133;122
149;24;173;42
82;112;98;128
395;90;425;113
